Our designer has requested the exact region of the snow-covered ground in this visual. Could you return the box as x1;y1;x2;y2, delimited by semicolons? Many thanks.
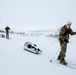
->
0;32;76;75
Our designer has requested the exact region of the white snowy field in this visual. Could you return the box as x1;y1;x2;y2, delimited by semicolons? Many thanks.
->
0;33;76;75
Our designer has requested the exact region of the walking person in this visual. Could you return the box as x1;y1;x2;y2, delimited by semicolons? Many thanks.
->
5;26;11;39
58;21;76;65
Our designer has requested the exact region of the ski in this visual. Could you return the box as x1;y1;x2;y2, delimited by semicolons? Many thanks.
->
68;63;76;66
50;59;76;70
66;64;76;70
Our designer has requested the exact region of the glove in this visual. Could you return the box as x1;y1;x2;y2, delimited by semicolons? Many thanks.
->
64;39;69;43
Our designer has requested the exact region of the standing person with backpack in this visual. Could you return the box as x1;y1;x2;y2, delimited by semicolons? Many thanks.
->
58;21;76;65
5;26;11;39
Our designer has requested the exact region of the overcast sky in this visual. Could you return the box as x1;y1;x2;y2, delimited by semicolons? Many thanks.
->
0;0;76;30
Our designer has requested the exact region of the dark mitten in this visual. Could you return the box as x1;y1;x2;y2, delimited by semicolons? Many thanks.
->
64;39;69;43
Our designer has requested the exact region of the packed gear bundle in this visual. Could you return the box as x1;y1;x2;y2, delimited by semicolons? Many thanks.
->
24;42;42;54
0;34;5;38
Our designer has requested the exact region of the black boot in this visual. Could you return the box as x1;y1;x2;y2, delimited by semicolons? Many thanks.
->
60;58;67;65
57;55;61;60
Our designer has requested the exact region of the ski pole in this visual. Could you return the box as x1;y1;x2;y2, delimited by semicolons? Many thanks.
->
50;42;66;62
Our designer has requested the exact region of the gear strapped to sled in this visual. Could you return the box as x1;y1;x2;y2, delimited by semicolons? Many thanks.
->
24;42;42;54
